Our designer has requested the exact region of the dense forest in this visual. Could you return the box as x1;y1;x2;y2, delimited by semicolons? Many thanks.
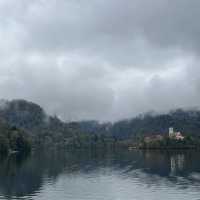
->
1;99;200;152
0;119;31;155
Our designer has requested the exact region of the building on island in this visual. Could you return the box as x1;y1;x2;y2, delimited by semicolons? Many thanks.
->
143;127;185;144
169;127;184;140
144;134;163;143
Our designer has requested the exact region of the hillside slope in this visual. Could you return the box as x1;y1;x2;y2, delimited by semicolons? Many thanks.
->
1;99;200;147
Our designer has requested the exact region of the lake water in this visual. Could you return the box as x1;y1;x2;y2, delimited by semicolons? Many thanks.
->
1;149;200;200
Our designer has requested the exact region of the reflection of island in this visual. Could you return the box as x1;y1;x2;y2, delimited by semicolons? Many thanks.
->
170;154;185;175
140;150;200;178
0;154;43;199
0;150;70;199
0;149;200;199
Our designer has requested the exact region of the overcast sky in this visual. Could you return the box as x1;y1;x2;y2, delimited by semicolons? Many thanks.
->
0;0;200;121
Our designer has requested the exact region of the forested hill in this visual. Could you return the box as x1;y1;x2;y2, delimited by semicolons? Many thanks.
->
0;99;46;130
0;119;31;154
73;109;200;139
0;100;83;147
1;99;200;144
110;109;200;139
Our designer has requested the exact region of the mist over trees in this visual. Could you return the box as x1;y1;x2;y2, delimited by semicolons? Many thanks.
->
0;99;200;151
0;120;31;155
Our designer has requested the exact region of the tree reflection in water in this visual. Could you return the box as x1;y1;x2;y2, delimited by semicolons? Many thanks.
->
0;149;200;199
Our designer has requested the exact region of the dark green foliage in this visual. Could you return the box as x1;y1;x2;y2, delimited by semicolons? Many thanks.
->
2;99;200;149
0;99;46;130
139;136;199;149
64;109;200;141
109;109;200;139
0;135;9;154
9;131;31;152
0;120;31;155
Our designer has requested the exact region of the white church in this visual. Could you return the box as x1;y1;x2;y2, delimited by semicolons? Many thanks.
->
169;127;184;140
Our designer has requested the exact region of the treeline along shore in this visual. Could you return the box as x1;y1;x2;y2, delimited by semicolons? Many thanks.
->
1;99;200;155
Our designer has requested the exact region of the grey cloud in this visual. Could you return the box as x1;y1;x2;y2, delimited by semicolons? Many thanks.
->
0;1;191;66
9;0;199;64
0;57;115;121
0;0;200;121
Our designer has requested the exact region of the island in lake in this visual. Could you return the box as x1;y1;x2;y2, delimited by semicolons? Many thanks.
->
138;127;200;150
0;99;200;154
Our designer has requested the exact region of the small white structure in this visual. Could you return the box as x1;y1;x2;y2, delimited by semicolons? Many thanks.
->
169;127;174;137
169;127;184;140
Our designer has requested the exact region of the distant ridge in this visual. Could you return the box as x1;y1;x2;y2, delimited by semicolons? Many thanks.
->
0;99;200;145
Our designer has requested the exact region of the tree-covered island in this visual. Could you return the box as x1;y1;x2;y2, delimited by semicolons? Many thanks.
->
1;99;200;154
138;127;200;149
0;120;31;155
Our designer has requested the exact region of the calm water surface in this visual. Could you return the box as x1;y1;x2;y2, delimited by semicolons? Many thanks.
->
0;149;200;200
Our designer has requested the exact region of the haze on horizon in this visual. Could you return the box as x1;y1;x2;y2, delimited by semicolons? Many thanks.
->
0;0;200;121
